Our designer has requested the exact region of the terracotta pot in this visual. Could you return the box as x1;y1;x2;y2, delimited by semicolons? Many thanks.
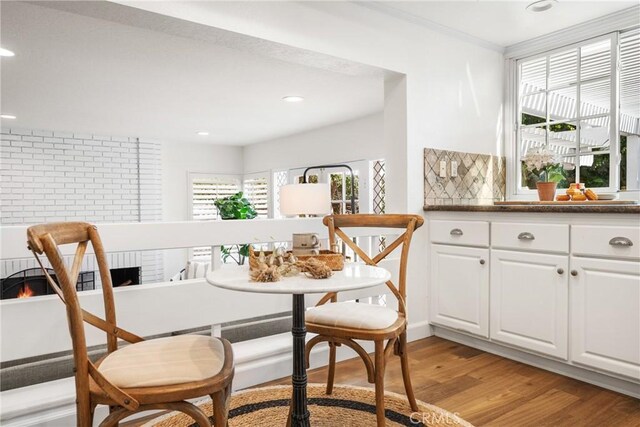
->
536;182;557;201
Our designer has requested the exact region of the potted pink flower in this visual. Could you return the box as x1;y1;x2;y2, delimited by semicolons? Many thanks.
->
521;148;565;201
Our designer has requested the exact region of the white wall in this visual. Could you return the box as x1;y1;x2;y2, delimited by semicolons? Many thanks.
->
161;141;244;222
161;141;243;278
243;113;383;174
120;1;504;340
123;1;505;335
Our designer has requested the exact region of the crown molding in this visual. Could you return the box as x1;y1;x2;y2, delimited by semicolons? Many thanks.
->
505;5;640;59
352;1;505;54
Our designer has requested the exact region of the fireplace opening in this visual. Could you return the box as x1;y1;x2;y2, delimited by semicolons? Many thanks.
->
1;266;141;299
0;268;95;300
110;267;141;287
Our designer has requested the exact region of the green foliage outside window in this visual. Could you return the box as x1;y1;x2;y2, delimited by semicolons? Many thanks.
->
520;113;621;189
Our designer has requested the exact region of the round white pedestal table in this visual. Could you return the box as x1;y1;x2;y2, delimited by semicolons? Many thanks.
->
207;264;391;427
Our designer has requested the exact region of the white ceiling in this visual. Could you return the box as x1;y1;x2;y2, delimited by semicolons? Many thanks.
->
377;1;638;48
0;2;383;145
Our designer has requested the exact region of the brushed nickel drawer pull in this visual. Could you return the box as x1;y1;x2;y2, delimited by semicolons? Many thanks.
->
450;228;463;236
609;237;633;247
518;232;535;241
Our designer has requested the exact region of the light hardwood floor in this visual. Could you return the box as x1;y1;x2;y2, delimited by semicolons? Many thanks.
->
266;336;640;426
124;336;639;426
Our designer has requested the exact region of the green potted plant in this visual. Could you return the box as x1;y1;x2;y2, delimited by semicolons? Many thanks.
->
521;148;566;201
214;192;257;265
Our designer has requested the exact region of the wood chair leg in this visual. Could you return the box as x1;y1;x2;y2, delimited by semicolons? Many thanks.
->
326;342;337;395
374;340;386;427
212;389;229;427
398;331;419;412
77;400;94;427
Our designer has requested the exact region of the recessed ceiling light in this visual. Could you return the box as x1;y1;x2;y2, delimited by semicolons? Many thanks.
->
197;131;209;136
0;114;16;119
526;0;558;12
282;96;305;103
0;48;15;57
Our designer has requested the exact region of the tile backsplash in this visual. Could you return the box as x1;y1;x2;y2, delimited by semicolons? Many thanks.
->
424;148;506;206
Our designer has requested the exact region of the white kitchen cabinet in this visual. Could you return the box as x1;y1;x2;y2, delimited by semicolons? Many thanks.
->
430;244;489;337
570;257;640;380
490;249;569;359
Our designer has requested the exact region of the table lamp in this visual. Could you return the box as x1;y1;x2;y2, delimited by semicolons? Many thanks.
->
280;183;332;254
279;183;331;217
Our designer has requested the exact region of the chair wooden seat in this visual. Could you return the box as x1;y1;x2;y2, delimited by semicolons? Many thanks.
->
305;214;424;427
27;222;234;427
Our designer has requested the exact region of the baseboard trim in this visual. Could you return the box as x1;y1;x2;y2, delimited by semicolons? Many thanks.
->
1;321;431;426
434;327;640;399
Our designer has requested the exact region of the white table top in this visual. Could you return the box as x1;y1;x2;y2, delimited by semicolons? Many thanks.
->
206;264;390;295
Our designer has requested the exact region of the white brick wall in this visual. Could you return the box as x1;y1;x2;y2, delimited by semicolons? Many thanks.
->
0;128;163;283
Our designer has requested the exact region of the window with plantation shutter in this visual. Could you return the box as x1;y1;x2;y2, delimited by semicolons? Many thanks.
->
243;175;270;219
191;175;242;220
190;174;241;260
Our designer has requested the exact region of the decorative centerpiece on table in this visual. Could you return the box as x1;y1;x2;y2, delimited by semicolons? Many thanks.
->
248;247;336;282
521;148;566;201
213;192;257;265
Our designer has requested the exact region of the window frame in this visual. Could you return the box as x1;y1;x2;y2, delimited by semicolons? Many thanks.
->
511;32;620;196
288;160;370;214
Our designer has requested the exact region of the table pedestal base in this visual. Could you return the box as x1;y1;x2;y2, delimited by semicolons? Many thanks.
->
291;294;310;427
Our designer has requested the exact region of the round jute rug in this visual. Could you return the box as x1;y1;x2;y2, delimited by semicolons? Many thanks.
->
144;384;473;427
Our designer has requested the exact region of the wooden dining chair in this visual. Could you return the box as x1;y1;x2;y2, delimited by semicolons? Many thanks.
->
305;214;424;426
27;222;234;427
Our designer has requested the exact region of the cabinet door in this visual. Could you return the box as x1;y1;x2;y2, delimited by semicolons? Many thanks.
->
430;245;489;337
491;250;568;359
570;257;640;379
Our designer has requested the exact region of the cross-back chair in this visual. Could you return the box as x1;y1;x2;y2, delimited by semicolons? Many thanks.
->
305;214;424;426
27;222;234;427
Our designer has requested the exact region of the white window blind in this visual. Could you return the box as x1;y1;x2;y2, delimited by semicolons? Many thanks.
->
243;176;269;219
191;175;241;221
191;174;241;259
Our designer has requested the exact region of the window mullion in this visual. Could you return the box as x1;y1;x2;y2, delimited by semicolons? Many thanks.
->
545;55;550;149
610;31;620;190
576;47;582;184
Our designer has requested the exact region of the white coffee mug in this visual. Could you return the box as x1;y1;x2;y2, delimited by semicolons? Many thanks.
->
292;233;320;249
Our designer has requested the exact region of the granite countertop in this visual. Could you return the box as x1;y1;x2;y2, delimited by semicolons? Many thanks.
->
423;203;640;214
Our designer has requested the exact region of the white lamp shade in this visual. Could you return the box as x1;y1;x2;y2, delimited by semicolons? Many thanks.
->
279;183;331;216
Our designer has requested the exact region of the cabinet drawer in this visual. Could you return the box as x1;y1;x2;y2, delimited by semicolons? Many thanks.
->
430;220;489;247
492;222;569;253
572;225;639;260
